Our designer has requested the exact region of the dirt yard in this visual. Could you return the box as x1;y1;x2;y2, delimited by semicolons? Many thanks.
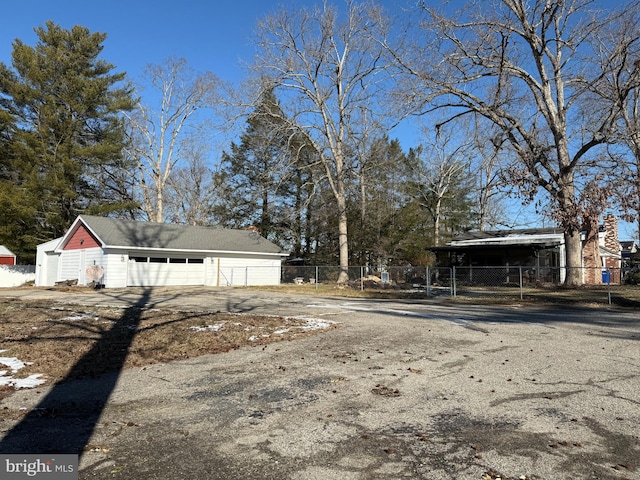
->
0;296;337;405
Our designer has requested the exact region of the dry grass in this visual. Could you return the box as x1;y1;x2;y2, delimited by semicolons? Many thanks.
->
0;298;338;403
252;283;640;308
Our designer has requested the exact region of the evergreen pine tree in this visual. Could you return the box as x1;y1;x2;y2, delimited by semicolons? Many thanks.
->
215;88;317;250
0;21;134;261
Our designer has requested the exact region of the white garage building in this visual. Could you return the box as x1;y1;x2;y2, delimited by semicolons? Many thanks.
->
35;215;288;288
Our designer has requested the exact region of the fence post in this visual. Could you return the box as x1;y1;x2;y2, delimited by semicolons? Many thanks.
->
452;266;457;297
361;266;364;291
426;266;430;297
607;268;612;305
315;266;319;290
519;266;523;300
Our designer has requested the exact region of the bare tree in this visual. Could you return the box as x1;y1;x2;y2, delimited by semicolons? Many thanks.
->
125;57;220;223
407;130;474;246
251;0;397;283
601;7;640;241
165;134;217;226
388;0;640;285
467;120;510;231
617;86;640;240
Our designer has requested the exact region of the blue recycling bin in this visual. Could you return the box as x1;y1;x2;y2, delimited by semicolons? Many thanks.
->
602;270;610;283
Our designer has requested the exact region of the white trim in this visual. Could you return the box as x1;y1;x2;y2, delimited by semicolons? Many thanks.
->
103;245;289;257
450;233;564;247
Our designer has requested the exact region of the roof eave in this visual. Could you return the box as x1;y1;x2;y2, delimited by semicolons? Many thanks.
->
103;245;288;257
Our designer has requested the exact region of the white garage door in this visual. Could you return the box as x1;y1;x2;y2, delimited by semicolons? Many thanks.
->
127;256;205;286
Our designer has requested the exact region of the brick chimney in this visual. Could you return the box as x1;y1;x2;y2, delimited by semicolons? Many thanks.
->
603;214;619;253
603;214;621;282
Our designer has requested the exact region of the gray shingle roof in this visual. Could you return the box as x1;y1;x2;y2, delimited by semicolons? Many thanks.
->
78;215;285;255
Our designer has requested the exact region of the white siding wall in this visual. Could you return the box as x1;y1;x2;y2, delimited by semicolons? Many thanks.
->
103;250;128;288
205;257;219;286
84;248;106;285
59;248;104;285
212;255;282;286
35;238;62;287
50;247;283;288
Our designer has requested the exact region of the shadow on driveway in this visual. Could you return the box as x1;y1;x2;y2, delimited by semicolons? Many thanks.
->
0;289;151;455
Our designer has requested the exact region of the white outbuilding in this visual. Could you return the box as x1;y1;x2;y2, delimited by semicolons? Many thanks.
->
35;215;288;288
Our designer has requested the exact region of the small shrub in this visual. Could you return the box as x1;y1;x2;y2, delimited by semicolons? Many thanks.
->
624;269;640;285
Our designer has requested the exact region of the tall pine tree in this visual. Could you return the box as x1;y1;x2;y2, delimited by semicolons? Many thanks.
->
0;21;134;261
215;88;318;251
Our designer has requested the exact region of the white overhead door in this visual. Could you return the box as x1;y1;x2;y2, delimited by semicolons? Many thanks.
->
59;250;85;284
127;256;205;286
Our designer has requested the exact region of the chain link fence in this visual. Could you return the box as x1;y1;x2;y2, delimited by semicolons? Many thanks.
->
278;265;640;306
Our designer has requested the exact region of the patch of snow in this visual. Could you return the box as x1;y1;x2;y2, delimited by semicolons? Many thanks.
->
0;355;29;373
190;322;226;332
0;350;45;389
61;314;98;321
273;328;290;335
0;374;45;389
280;316;337;331
0;350;32;373
292;317;336;331
47;311;100;322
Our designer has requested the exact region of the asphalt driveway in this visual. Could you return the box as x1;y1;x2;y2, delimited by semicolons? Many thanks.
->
0;287;638;480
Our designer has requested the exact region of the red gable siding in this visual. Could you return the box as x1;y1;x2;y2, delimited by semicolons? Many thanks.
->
0;256;15;265
64;224;101;250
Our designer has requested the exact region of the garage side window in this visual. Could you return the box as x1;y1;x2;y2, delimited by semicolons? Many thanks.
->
131;257;148;263
188;258;204;264
169;258;187;263
150;257;168;263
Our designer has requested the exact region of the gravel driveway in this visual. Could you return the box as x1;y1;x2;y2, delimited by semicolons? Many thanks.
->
0;287;638;480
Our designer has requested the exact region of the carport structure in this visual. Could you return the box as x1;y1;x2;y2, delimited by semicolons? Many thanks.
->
35;215;288;288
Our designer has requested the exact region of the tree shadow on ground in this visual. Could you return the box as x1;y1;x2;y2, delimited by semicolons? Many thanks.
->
0;289;151;455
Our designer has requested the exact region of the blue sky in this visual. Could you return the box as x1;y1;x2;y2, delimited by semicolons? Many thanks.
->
0;0;427;150
0;0;311;83
0;0;427;84
2;0;637;238
0;0;430;163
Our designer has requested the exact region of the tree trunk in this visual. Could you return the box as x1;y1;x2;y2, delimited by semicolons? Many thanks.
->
564;228;583;286
558;167;583;286
155;189;163;223
336;176;349;284
434;198;442;247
